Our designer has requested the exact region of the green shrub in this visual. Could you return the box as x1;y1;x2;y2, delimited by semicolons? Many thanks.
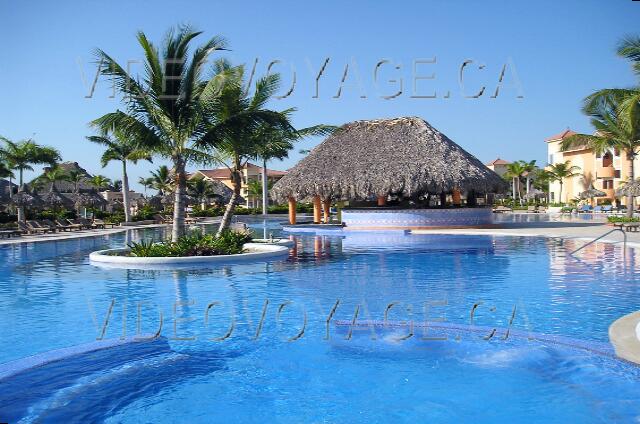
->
607;216;640;223
133;205;159;221
128;229;252;257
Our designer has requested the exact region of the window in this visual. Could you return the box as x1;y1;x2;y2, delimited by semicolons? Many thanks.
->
614;148;620;156
548;154;554;164
602;152;613;167
596;151;601;158
602;179;614;189
550;192;555;201
615;170;621;179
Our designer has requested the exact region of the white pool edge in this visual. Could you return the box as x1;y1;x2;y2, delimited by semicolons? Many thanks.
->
609;311;640;365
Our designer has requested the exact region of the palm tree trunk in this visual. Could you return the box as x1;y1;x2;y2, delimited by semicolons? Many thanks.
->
171;158;187;241
261;158;268;216
17;169;25;223
512;178;517;203
559;181;563;205
626;152;635;218
122;161;131;223
217;160;241;237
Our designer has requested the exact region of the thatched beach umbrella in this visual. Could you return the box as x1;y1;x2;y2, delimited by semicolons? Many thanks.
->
524;188;545;200
579;186;607;200
271;117;506;203
40;187;74;209
616;179;640;197
9;189;43;208
70;190;107;209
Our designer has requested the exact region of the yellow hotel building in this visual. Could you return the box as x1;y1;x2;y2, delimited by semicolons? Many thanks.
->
546;129;638;207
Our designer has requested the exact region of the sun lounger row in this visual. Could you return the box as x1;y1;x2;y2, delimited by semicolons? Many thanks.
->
613;222;640;232
577;205;614;213
11;219;118;235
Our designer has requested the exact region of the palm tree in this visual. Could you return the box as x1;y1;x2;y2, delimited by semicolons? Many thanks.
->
150;165;173;195
251;115;335;215
90;26;227;241
138;176;154;195
87;131;151;222
547;161;581;204
0;137;61;221
0;160;14;195
520;160;537;196
89;175;111;191
246;180;263;209
39;165;69;192
565;36;640;216
195;61;307;236
504;162;526;202
187;178;217;209
66;169;86;194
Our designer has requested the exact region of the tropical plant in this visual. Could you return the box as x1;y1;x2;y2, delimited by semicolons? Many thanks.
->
87;131;152;222
187;178;218;208
0;137;61;221
89;175;112;191
250;116;335;215
128;229;251;257
504;161;526;202
520;160;537;196
66;169;86;194
546;161;581;204
39;165;69;192
149;165;173;195
90;26;227;241
138;176;154;194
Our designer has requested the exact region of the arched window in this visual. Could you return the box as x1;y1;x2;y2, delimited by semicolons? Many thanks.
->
602;152;613;167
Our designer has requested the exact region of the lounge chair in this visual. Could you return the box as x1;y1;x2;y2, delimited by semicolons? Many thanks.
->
593;206;603;213
527;206;537;213
94;219;118;228
44;219;71;232
0;229;22;239
154;214;173;224
536;206;547;213
56;219;82;231
579;205;592;213
613;222;640;232
492;206;512;213
602;205;613;213
25;221;52;234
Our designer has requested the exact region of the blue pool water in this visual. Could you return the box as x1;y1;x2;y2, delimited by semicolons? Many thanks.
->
0;221;639;422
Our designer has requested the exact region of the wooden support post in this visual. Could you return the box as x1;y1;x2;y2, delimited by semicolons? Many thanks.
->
313;196;322;224
377;195;387;206
452;188;461;206
322;198;331;223
288;197;297;225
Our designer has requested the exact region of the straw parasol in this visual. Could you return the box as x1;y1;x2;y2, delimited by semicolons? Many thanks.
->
70;190;107;209
9;188;43;208
579;186;607;200
616;179;640;197
40;187;75;209
524;188;545;200
271;117;506;202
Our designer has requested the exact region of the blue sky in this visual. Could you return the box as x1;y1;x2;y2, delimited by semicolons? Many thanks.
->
1;0;639;190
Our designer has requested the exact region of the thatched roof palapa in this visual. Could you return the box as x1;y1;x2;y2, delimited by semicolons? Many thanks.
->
271;117;506;203
580;186;607;200
616;179;640;197
9;189;43;208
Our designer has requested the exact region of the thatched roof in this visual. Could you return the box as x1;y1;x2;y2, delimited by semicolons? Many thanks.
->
29;162;96;194
580;186;606;199
208;179;235;203
271;117;506;202
9;189;43;208
0;180;16;203
40;188;74;208
69;190;107;208
616;179;640;197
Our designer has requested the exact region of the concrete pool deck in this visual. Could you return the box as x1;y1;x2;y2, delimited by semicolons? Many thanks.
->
411;220;640;248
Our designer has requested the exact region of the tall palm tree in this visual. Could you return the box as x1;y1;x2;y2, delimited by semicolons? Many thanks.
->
251;114;335;215
504;162;526;202
520;160;537;196
66;169;86;194
39;165;69;192
138;176;154;195
89;175;111;191
90;26;227;241
87;131;151;222
547;161;581;204
150;165;172;195
195;61;309;236
0;160;14;195
0;137;61;221
562;91;640;216
187;178;216;209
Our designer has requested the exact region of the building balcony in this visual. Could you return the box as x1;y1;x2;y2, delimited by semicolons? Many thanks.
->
597;165;615;178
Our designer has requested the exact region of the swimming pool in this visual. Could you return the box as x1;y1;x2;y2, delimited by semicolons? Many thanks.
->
0;223;639;422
